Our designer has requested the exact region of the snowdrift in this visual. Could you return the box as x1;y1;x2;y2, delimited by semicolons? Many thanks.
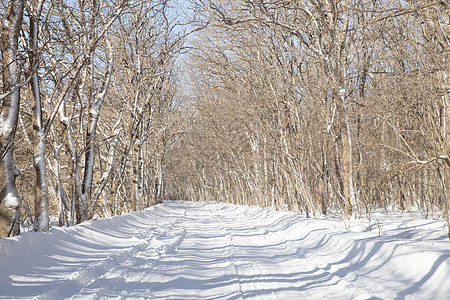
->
0;201;449;299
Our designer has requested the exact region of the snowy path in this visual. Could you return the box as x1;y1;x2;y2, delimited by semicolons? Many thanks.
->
0;201;449;299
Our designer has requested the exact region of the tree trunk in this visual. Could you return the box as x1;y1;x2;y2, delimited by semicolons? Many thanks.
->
80;36;113;223
442;72;450;240
90;126;121;217
29;1;49;231
0;0;24;238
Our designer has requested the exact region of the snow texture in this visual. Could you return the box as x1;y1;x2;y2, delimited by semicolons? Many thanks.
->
4;192;19;208
0;201;449;299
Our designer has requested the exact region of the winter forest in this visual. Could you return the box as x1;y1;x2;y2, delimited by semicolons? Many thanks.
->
0;0;449;239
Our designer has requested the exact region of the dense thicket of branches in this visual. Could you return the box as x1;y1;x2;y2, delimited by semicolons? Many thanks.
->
0;0;188;237
0;0;449;239
165;0;450;237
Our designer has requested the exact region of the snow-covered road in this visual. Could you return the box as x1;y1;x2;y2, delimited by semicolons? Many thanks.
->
0;201;449;299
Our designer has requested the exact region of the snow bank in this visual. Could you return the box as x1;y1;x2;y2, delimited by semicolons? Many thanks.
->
0;201;448;299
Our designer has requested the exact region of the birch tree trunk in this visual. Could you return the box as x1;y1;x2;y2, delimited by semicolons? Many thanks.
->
0;0;24;238
79;36;114;223
28;0;49;232
444;72;450;239
340;88;357;218
90;120;122;217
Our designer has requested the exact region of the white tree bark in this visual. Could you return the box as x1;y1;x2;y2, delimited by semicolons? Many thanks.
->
28;0;49;232
0;0;24;238
340;88;358;213
80;35;114;222
90;121;122;217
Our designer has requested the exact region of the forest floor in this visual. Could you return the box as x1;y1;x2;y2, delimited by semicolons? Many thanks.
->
0;201;449;299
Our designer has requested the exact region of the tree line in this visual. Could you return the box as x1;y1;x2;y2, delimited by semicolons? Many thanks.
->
165;0;450;238
0;0;190;237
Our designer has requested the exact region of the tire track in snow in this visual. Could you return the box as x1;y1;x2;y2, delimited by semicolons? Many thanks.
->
65;202;385;299
65;207;188;299
139;202;247;299
213;214;245;299
32;206;188;300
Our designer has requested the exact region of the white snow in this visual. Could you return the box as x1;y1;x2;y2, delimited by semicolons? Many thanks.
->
5;192;19;208
0;201;449;299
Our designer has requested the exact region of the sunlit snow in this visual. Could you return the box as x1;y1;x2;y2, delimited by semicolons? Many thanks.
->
0;201;449;299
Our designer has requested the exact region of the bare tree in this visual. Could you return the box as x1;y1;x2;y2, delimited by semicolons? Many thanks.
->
163;0;450;240
0;0;24;238
25;0;49;232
